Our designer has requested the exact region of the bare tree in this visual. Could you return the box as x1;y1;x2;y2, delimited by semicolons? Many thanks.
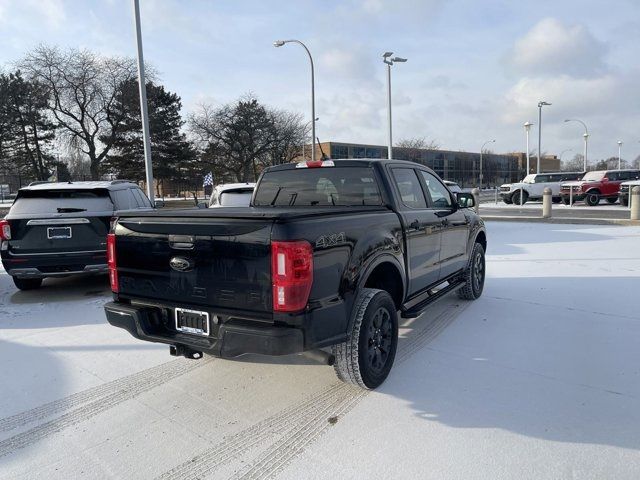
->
395;136;440;163
188;95;277;182
562;153;585;172
19;45;138;179
396;137;440;151
264;109;306;166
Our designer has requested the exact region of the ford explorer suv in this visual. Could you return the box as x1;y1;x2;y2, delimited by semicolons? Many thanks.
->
500;172;584;205
0;180;153;290
560;169;640;206
619;180;640;207
104;159;487;390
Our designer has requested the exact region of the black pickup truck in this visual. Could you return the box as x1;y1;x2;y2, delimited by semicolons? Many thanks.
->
104;159;487;389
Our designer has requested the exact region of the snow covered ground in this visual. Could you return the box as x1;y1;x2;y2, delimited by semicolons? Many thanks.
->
1;221;640;479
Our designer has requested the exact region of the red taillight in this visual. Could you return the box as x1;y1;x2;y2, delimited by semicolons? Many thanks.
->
0;219;10;240
271;240;313;312
107;233;118;293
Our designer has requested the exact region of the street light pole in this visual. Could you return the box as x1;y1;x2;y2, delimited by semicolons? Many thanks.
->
537;101;551;174
479;139;495;189
564;119;589;172
132;0;154;202
524;121;533;177
618;140;623;170
301;117;319;160
382;52;407;159
274;40;316;162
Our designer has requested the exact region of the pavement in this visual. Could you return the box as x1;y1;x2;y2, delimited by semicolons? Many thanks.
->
1;221;640;479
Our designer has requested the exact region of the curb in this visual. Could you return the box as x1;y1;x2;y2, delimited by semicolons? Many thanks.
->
481;215;640;226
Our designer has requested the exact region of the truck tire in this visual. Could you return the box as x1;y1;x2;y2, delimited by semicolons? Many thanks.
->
606;197;617;204
13;277;43;290
502;196;513;205
586;192;600;206
514;190;528;205
621;197;629;207
333;288;398;390
552;197;562;204
458;242;485;300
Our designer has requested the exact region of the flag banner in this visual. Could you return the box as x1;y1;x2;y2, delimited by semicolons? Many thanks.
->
203;172;213;187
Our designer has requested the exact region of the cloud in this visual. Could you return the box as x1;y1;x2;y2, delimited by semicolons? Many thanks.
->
27;0;65;28
508;18;608;77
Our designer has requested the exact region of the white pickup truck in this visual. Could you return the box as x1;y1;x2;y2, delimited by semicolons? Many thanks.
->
499;172;584;205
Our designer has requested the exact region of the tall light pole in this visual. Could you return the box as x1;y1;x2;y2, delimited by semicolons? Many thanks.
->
479;139;495;189
132;0;154;202
301;117;319;159
618;140;623;170
537;101;551;174
274;39;316;162
524;121;533;176
382;52;407;160
564;118;589;172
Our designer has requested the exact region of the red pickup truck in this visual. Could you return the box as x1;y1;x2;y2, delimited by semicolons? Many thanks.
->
560;169;640;206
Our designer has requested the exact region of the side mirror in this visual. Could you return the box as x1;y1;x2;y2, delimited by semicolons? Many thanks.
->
154;200;165;208
196;202;208;209
602;177;609;182
456;192;475;209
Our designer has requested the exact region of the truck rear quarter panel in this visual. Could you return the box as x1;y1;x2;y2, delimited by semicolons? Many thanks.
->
272;209;404;347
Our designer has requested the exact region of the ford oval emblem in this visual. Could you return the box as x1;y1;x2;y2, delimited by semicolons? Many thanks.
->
170;256;194;272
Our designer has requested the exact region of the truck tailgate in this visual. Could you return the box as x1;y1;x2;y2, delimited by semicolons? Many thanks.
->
115;215;274;313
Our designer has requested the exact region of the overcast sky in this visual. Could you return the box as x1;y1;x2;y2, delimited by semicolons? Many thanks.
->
0;0;638;162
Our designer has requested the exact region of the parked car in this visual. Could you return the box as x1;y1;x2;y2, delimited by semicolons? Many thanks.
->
208;183;256;207
104;159;486;390
443;180;462;193
499;172;584;205
619;180;640;207
560;169;640;206
0;180;153;290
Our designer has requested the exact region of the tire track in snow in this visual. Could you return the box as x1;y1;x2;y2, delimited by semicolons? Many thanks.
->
228;301;466;480
156;383;358;480
0;358;211;458
0;359;188;434
158;301;465;480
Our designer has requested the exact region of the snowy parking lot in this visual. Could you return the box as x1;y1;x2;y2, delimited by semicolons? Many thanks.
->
1;221;640;480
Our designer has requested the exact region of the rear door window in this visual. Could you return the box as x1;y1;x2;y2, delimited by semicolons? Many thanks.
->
10;189;114;215
391;168;427;209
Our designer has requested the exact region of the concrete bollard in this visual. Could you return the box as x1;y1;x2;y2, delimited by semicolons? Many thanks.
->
631;186;640;221
471;188;480;214
542;187;552;218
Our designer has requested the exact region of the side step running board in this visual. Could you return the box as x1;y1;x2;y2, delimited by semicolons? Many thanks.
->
401;280;465;319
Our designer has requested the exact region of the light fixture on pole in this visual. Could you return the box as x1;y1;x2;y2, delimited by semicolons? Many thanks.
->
618;140;623;170
274;39;316;162
132;0;154;202
383;52;407;160
537;101;551;174
479;139;496;189
564;119;589;172
523;121;533;176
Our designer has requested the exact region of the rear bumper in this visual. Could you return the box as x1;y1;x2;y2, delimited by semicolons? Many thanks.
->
1;250;107;278
104;301;305;358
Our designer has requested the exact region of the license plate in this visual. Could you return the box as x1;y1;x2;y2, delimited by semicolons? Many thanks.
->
47;226;72;239
175;307;210;336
